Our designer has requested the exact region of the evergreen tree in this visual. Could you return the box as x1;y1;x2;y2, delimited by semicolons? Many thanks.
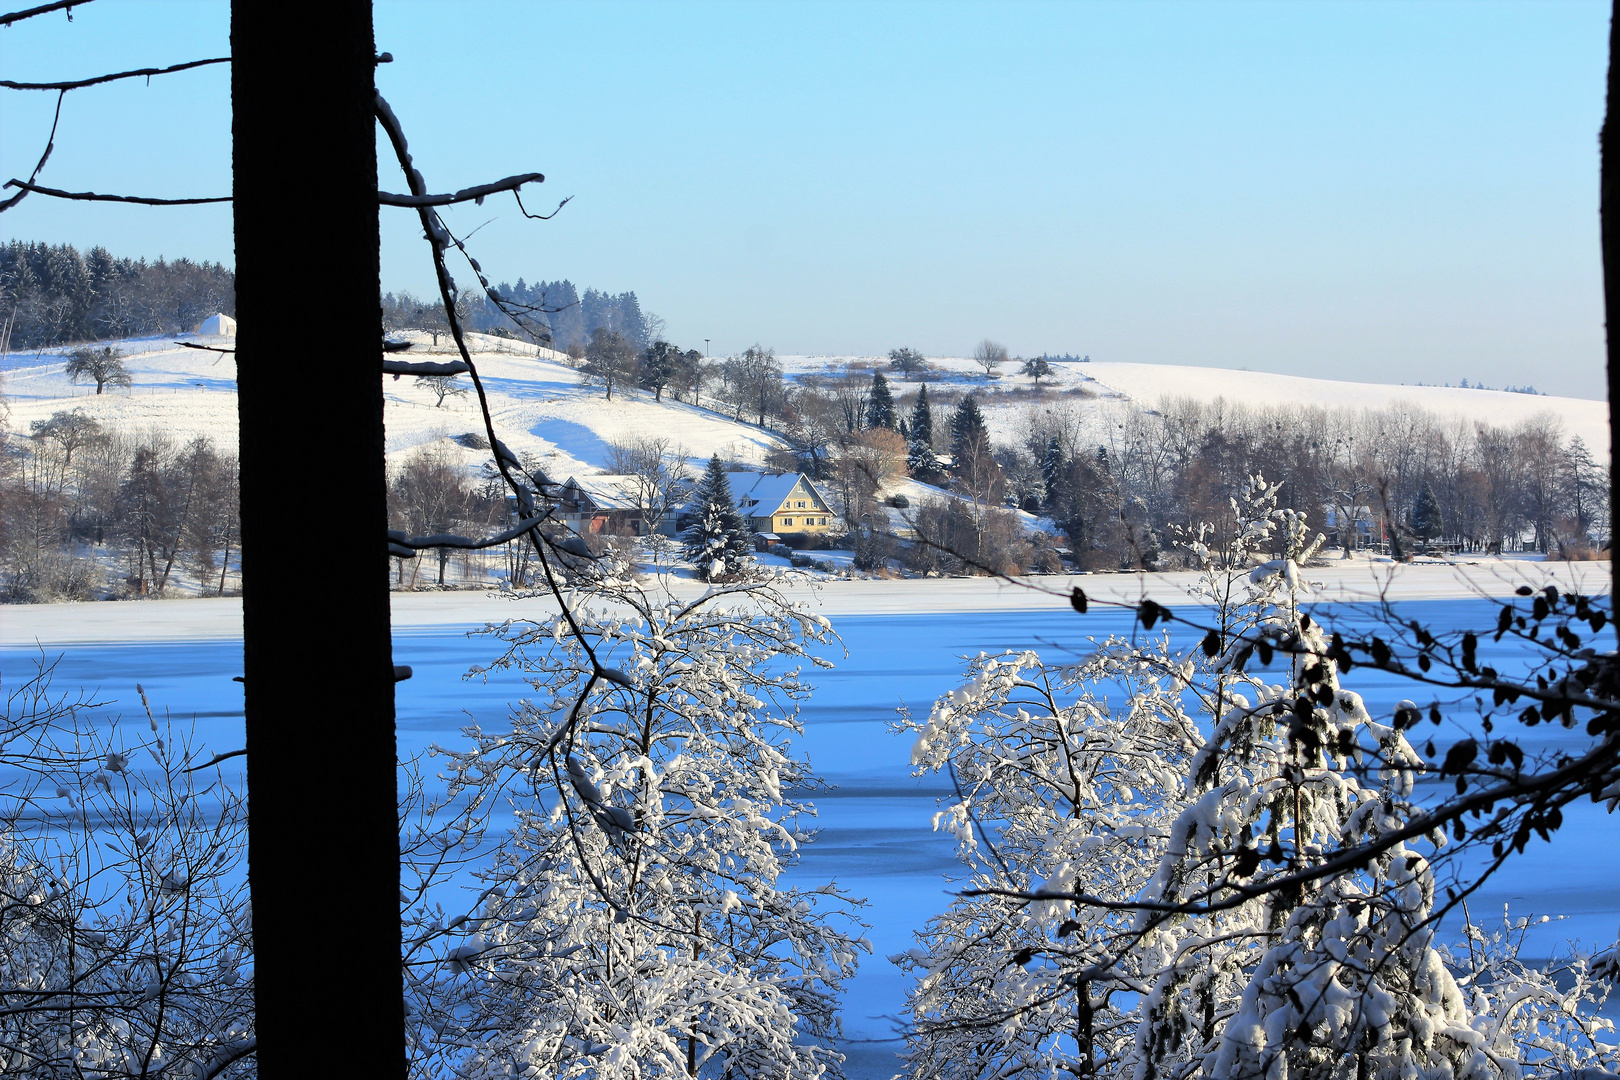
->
866;371;896;430
1040;435;1064;509
1411;480;1443;547
948;393;988;472
682;455;754;580
907;384;939;481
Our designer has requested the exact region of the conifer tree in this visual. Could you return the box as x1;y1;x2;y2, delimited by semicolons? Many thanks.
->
866;371;897;430
907;384;939;482
682;455;754;580
1039;434;1064;509
1411;480;1443;549
948;393;988;473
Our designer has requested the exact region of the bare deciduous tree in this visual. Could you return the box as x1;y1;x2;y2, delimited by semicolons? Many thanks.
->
972;338;1007;378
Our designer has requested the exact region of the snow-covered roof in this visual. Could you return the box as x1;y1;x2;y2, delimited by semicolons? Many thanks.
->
561;474;640;512
197;313;236;336
732;472;826;515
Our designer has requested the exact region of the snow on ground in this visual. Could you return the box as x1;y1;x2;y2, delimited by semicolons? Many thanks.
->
2;556;1606;648
779;353;1609;456
8;339;1601;492
0;333;787;478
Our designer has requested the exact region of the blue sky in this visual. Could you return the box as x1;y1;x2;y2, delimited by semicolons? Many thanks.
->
1;1;1610;397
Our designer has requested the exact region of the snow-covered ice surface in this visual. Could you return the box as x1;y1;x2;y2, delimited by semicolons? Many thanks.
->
3;561;1616;1079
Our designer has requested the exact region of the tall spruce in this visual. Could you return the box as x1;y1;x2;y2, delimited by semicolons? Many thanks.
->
948;393;988;472
866;370;897;430
907;384;938;481
1040;434;1064;509
682;455;754;580
1411;480;1443;547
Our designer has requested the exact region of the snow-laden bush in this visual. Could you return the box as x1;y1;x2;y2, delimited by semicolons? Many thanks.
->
895;477;1618;1080
414;561;869;1078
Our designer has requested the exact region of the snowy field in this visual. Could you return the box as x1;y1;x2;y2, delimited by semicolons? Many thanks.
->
3;563;1616;1079
4;338;1606;491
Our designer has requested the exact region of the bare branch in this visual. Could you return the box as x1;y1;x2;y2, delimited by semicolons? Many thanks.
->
377;172;544;208
0;56;227;91
2;179;229;205
387;513;550;553
175;341;235;355
0;89;62;214
514;190;572;220
182;748;247;774
0;0;91;27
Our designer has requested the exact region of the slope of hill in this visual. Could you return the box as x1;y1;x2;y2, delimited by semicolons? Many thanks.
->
0;333;787;478
778;354;1609;453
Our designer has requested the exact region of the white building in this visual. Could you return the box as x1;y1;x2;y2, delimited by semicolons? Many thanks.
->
197;313;237;337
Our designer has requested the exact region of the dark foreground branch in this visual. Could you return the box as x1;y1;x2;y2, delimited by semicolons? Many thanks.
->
382;358;469;376
0;56;228;91
377;172;544;208
3;179;230;205
0;0;91;26
387;513;552;553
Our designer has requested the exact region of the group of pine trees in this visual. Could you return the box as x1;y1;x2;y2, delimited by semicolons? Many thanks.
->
468;278;654;351
0;240;235;350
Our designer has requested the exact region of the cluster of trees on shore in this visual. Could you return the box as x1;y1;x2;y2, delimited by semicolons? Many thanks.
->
0;241;235;351
0;410;239;602
1014;396;1606;570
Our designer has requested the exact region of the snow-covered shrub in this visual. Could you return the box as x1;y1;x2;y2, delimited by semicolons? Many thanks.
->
414;565;868;1078
896;477;1618;1080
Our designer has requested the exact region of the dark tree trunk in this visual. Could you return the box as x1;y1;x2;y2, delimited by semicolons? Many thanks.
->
234;4;405;1076
1606;0;1620;642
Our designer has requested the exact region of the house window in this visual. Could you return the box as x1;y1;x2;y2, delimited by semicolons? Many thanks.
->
782;517;794;527
796;501;806;508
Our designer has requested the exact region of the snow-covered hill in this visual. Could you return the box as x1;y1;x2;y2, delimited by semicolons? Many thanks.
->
3;338;1607;483
779;354;1609;453
0;333;787;479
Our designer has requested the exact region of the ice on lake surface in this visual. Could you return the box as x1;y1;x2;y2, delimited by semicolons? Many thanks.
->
3;598;1616;1080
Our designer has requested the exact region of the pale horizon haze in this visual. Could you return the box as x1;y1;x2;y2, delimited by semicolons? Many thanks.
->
0;0;1611;399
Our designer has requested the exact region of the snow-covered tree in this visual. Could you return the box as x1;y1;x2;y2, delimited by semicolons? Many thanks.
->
681;455;754;581
896;477;1618;1080
415;563;869;1078
908;385;941;482
867;371;897;431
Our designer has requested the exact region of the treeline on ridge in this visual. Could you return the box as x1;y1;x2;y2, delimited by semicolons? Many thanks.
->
0;241;235;350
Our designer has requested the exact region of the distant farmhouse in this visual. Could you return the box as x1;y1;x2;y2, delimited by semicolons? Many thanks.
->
557;475;646;535
731;472;833;536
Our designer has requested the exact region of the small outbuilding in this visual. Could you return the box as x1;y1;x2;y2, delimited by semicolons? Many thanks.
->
197;313;237;337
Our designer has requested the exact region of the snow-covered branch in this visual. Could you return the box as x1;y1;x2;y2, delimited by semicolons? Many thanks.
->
377;172;544;208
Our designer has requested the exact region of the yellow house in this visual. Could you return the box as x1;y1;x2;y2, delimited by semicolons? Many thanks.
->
734;472;834;535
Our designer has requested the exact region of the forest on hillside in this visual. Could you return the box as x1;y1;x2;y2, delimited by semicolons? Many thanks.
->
0;241;236;350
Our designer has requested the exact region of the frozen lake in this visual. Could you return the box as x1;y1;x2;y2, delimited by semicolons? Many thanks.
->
2;594;1616;1078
